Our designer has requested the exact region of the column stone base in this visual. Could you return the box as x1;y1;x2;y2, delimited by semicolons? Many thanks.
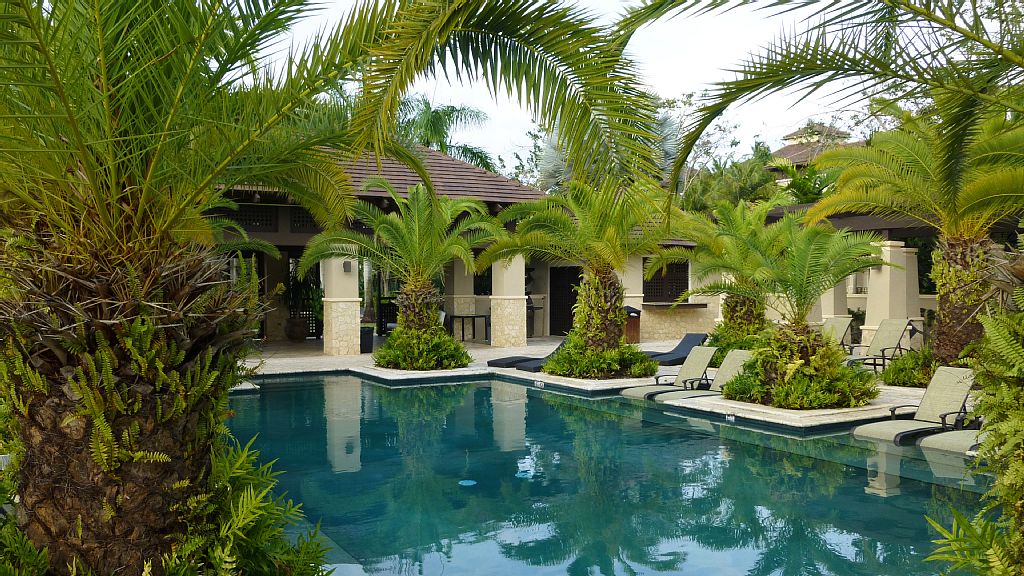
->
490;296;527;348
323;298;361;356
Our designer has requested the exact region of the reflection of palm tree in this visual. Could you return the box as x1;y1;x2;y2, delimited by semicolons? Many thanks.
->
499;396;689;574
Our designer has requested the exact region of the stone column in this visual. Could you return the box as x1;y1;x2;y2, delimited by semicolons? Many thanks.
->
863;241;908;345
447;260;477;340
490;382;527;452
324;375;362;473
490;256;528;347
322;257;361;356
820;282;849;318
864;445;903;497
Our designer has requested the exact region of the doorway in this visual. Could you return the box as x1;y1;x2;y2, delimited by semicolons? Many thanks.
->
548;266;582;336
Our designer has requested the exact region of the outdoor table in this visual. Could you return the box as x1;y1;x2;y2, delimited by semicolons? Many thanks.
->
449;314;490;342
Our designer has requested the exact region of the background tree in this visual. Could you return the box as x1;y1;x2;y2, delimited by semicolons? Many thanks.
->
395;95;498;171
679;143;779;211
809;95;1024;363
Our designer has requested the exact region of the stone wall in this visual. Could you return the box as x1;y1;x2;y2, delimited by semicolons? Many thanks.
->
639;295;720;341
490;296;527;347
323;298;361;355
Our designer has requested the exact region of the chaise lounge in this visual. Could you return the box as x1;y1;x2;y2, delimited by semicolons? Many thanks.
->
846;318;914;372
488;339;566;369
851;366;974;445
650;349;753;403
642;332;709;365
621;346;718;400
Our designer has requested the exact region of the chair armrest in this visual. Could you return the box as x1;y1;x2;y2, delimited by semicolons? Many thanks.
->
879;346;905;358
655;374;675;385
940;409;968;430
888;404;919;419
679;376;710;390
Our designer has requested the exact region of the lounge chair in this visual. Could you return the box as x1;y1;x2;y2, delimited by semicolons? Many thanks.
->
846;318;913;372
642;332;709;365
851;366;974;445
621;346;718;400
819;316;853;346
917;429;987;458
514;340;569;373
650;349;753;402
488;339;565;369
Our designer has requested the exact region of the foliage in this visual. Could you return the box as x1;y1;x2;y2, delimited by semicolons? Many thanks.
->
542;334;658;379
723;327;878;409
373;326;471;371
395;95;497;171
706;320;766;367
880;347;937;388
678;142;778;211
766;157;837;204
674;211;883;328
929;286;1024;571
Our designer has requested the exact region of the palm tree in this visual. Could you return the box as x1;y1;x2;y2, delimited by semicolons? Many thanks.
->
300;181;496;332
479;179;679;352
646;198;786;333
685;213;884;332
0;0;662;572
396;95;498;171
808;98;1024;363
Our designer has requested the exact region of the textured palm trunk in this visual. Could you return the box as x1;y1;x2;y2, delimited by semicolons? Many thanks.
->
396;274;442;331
721;294;766;334
0;245;260;576
572;270;626;352
932;236;989;365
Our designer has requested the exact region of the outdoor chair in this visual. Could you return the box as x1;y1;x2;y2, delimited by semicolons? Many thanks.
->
846;318;914;372
642;332;709;365
819;316;853;347
621;346;718;400
650;349;753;403
851;366;975;445
917;429;987;458
488;339;565;369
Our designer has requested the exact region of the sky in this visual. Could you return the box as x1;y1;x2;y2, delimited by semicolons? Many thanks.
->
289;1;859;166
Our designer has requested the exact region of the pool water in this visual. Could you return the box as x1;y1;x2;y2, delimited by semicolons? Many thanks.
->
229;375;983;575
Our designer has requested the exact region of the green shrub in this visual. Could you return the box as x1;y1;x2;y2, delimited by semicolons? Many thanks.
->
880;347;936;387
542;335;658;379
723;326;878;409
706;321;765;367
374;326;471;370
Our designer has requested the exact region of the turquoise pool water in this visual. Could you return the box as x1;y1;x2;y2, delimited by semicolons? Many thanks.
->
229;375;983;575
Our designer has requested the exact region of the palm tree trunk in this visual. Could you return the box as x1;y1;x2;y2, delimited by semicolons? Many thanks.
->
721;295;766;334
0;248;260;575
396;275;442;331
572;270;626;352
932;236;989;365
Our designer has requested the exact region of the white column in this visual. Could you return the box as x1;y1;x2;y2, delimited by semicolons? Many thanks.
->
322;257;361;356
864;444;904;497
490;256;528;347
863;241;908;345
903;247;921;319
324;375;362;473
447;260;476;340
820;282;849;318
618;256;644;311
490;382;527;452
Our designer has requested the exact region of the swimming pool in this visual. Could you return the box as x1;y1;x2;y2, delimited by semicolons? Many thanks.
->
229;374;983;575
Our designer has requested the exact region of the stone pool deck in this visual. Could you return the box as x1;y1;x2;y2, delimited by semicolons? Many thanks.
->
245;337;926;434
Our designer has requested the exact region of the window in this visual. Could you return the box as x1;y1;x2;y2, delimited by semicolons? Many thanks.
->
643;260;689;303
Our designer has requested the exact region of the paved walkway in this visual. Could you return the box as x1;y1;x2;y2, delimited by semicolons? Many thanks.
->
245;337;926;433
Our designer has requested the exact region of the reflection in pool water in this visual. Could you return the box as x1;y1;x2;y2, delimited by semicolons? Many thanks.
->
229;375;983;575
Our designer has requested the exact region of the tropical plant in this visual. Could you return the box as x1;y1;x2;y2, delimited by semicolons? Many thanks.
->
0;0;664;571
808;97;1024;363
679;142;779;211
646;198;787;335
927;287;1024;572
395;95;498;171
479;179;675;377
300;181;495;368
766;158;836;204
880;347;937;388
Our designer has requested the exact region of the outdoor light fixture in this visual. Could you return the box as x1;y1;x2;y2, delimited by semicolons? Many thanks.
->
343;261;352;272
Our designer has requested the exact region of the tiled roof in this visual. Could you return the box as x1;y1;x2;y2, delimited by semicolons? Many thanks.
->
344;146;544;204
782;122;851;142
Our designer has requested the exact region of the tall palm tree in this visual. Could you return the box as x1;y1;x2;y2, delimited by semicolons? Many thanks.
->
808;98;1024;362
396;95;498;171
0;0;661;572
300;181;496;332
479;179;679;352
